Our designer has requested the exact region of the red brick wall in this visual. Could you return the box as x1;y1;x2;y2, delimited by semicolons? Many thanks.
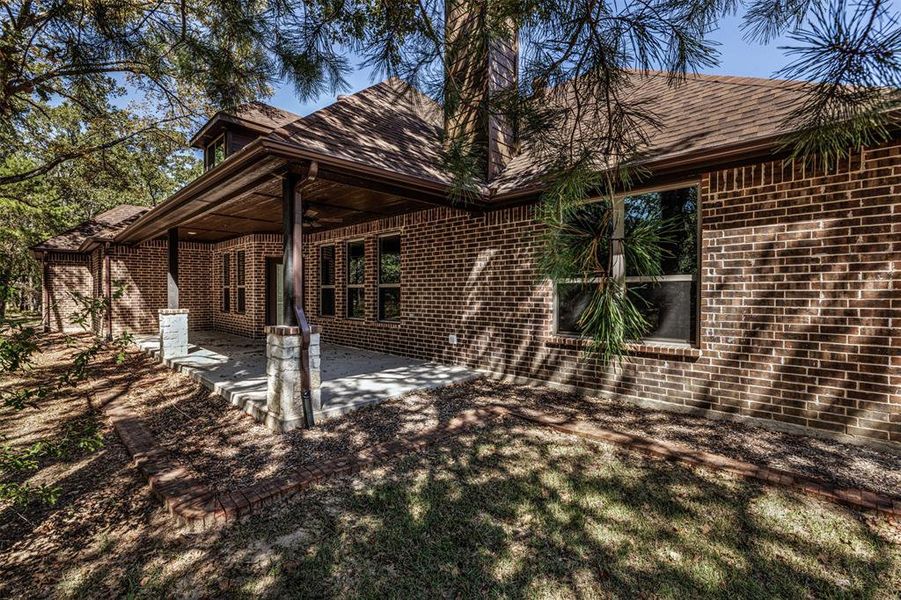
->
44;252;93;333
45;235;281;339
301;143;900;446
40;142;900;446
210;234;282;338
107;240;213;335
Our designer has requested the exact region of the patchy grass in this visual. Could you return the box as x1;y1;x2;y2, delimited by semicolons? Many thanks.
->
0;332;898;598
216;423;899;598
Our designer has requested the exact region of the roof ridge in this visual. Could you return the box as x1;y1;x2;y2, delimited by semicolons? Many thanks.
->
305;77;438;115
234;100;302;119
630;68;809;91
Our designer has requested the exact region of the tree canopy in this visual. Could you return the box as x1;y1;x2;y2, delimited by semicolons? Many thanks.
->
1;0;898;358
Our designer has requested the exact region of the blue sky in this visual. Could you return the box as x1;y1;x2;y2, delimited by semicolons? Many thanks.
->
269;12;796;117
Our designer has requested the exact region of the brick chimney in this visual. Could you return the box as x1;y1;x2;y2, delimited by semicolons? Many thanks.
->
444;0;518;181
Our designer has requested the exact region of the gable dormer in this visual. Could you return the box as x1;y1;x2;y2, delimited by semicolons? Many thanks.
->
190;102;301;171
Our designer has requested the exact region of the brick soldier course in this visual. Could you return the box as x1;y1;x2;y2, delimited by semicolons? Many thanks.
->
102;389;900;530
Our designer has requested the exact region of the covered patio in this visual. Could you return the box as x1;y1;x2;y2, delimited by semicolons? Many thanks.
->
135;331;477;422
108;98;484;429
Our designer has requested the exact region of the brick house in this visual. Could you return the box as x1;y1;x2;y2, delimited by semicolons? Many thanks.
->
31;33;900;445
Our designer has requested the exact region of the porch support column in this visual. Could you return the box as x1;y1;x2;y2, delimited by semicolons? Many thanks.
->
41;255;50;333
167;227;179;309
103;242;112;340
159;228;187;360
281;174;301;326
158;309;189;361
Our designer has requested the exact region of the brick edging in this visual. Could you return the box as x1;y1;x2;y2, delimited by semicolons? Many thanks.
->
103;387;898;527
106;398;509;529
501;405;901;521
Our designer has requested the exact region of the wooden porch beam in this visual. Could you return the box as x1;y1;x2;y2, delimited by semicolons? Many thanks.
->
281;173;301;326
167;227;179;309
304;199;395;217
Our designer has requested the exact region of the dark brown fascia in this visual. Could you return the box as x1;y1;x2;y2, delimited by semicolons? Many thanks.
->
116;136;487;244
487;134;789;206
188;113;273;148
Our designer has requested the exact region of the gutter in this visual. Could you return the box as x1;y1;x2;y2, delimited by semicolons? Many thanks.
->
488;133;788;204
117;135;468;244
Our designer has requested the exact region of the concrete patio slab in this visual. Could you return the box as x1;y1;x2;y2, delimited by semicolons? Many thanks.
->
134;331;477;424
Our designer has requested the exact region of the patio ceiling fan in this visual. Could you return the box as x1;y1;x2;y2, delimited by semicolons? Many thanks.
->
302;207;343;228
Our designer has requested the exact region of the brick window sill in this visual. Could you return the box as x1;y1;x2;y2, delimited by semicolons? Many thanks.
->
372;319;402;327
546;335;703;359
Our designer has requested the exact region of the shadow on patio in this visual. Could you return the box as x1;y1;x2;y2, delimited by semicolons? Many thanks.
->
134;330;476;422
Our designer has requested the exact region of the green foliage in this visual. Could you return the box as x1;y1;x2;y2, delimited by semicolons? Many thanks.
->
775;0;901;164
0;323;38;373
442;138;484;205
0;282;130;507
0;482;61;507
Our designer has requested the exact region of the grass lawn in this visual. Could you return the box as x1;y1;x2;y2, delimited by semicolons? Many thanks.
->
1;331;898;598
209;423;899;599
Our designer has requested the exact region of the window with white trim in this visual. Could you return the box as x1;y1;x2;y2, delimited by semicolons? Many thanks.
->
555;185;698;344
378;235;401;321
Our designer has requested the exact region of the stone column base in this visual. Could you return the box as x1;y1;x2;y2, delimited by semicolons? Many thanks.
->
265;325;322;432
158;309;189;361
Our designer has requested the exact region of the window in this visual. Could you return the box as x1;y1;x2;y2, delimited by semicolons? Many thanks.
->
320;245;336;316
221;253;231;312
235;251;246;313
378;235;401;321
204;135;226;170
346;240;365;318
555;185;698;344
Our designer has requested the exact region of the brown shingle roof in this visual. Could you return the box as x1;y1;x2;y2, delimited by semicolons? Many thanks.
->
491;71;811;194
33;205;149;252
230;102;302;131
264;72;813;195
271;78;451;185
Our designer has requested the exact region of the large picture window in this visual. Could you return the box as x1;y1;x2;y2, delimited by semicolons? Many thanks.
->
320;245;336;316
346;240;365;319
555;185;698;344
378;235;401;321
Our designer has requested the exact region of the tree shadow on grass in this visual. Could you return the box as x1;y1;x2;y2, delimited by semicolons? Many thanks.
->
241;420;897;599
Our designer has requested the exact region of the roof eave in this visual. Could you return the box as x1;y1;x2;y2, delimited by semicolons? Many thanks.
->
489;134;787;204
117;135;475;244
188;113;273;148
116;139;273;243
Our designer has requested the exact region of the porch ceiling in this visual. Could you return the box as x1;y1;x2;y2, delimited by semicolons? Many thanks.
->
177;174;436;242
114;137;472;244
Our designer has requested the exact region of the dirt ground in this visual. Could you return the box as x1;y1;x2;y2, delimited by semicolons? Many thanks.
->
0;332;898;598
110;346;901;498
